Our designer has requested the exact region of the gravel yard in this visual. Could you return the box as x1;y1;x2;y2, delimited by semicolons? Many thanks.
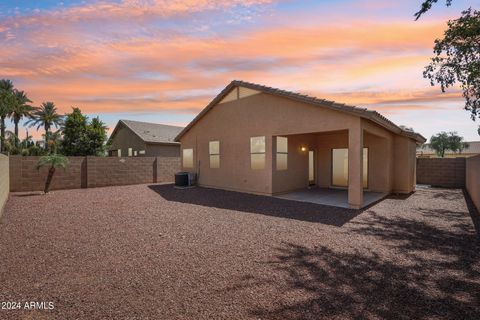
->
0;184;479;319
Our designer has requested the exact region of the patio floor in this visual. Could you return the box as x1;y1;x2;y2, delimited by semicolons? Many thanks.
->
275;187;387;208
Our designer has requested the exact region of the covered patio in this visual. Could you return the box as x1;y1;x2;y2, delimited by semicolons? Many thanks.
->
275;187;387;208
271;122;407;209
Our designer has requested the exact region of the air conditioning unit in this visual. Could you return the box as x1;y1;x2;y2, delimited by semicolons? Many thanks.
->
187;172;196;186
174;172;196;187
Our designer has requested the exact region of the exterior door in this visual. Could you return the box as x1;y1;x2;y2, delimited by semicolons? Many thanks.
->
308;150;316;185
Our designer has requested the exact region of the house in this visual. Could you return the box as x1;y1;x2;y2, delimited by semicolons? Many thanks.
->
417;141;480;158
175;81;426;209
108;120;183;157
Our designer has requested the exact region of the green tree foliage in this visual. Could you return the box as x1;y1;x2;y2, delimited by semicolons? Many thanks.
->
417;2;480;135
0;79;14;152
61;108;108;156
27;102;63;152
424;9;480;135
36;154;69;193
61;107;88;155
429;131;469;157
86;117;108;156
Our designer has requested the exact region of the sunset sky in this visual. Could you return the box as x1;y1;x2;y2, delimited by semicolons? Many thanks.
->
1;0;478;141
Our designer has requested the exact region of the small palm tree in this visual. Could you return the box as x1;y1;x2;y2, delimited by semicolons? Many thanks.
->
27;102;63;152
37;154;69;194
10;90;33;147
0;79;14;152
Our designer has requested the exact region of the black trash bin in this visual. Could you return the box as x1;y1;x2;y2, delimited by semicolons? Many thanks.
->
175;172;189;187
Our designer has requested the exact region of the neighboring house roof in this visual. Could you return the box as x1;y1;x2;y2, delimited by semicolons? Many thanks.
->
174;80;426;143
417;141;480;155
109;120;184;145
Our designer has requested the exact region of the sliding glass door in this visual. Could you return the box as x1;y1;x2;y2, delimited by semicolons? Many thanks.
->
332;148;368;188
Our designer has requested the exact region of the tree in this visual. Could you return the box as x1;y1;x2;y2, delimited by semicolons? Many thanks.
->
27;102;63;152
429;131;469;157
0;79;14;152
61;108;108;156
61;107;88;156
10;90;33;147
85;117;108;156
416;2;480;136
36;154;69;194
415;0;453;20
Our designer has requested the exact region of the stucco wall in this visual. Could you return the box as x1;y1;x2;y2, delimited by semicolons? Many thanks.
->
109;125;147;156
146;144;180;157
180;91;417;196
0;154;9;218
465;155;480;211
392;136;417;193
180;92;361;195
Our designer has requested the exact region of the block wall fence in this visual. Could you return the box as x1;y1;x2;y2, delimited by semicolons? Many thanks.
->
9;156;180;192
416;158;466;188
0;154;9;218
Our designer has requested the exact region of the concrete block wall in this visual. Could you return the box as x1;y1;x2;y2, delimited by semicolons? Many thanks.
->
156;157;180;183
466;155;480;212
86;156;156;188
9;156;179;192
0;154;9;218
9;156;85;192
416;158;466;188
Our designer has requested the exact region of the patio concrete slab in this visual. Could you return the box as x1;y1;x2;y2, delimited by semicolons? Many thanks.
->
274;187;387;208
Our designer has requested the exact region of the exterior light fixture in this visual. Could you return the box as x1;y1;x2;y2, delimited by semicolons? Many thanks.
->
301;146;307;152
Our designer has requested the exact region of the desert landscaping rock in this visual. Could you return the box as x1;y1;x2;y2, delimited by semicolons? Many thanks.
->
0;184;479;319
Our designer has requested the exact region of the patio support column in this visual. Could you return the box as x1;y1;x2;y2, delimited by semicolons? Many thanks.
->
348;121;364;209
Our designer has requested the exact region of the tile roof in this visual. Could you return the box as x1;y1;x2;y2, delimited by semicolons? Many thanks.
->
111;120;183;144
417;141;480;155
175;80;426;143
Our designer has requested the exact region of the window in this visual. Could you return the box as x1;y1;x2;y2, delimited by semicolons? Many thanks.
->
276;136;288;170
128;148;133;157
250;136;265;170
332;148;368;188
209;141;220;168
133;150;138;156
183;148;193;168
117;149;121;157
139;150;146;155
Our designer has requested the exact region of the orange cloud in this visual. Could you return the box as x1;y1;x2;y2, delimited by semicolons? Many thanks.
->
0;0;457;130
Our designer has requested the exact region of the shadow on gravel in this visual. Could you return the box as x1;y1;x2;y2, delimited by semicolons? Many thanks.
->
242;241;480;320
220;188;480;319
148;184;363;226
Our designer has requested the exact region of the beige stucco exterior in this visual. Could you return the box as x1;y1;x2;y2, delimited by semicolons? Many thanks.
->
108;124;180;157
178;85;421;209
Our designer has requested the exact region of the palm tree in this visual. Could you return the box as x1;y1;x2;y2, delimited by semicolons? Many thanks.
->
36;154;69;193
45;129;62;154
27;102;63;152
0;79;14;152
10;90;33;147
